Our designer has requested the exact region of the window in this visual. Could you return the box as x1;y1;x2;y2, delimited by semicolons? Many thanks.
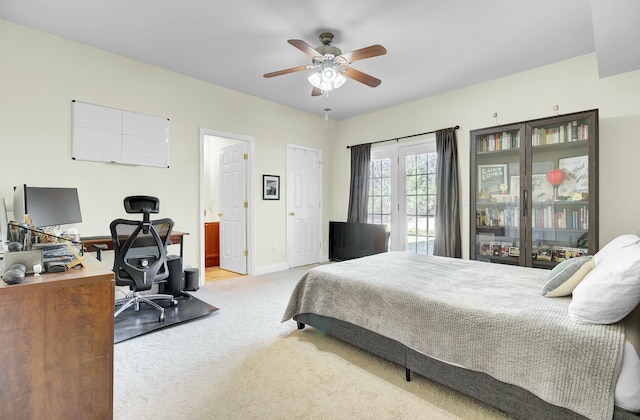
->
368;157;391;226
404;151;437;255
368;140;437;255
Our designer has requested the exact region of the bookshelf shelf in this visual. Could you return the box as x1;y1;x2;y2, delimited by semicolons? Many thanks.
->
470;109;599;269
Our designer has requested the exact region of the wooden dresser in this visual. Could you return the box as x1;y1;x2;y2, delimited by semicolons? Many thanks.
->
0;255;114;419
205;221;220;267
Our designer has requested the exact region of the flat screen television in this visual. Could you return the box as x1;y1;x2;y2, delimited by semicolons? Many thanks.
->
13;185;82;228
329;221;388;261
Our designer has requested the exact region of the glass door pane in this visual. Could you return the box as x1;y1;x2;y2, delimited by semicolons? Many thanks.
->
529;116;592;268
404;151;436;255
474;128;522;265
368;157;391;227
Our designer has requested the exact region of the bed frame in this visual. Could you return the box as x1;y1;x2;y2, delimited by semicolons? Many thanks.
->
294;313;640;420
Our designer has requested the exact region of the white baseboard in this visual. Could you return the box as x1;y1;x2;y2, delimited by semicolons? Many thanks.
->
254;255;330;276
254;262;289;276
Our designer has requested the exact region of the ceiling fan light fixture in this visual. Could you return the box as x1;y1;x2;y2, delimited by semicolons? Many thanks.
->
323;67;337;82
307;66;347;91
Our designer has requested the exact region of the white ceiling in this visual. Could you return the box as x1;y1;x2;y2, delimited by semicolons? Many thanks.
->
1;0;639;120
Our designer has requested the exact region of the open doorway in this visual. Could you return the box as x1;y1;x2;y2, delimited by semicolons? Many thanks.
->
200;129;255;283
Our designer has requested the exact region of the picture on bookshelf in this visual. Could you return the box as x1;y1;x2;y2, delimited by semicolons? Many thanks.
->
532;174;554;202
478;164;507;195
558;155;588;197
508;173;553;202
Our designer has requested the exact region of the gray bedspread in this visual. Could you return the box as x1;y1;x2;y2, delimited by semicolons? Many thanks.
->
282;252;625;420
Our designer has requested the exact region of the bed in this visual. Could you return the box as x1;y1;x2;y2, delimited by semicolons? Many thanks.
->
282;239;640;420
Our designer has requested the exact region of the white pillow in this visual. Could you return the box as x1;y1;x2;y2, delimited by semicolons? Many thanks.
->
594;234;640;265
542;256;593;297
569;242;640;324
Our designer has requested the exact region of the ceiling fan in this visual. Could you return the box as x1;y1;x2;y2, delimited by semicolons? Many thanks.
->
263;32;387;96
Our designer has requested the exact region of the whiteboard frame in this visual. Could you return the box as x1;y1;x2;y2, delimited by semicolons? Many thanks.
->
72;100;170;168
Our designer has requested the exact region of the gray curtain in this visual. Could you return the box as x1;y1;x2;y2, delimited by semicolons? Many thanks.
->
434;128;462;258
347;143;371;223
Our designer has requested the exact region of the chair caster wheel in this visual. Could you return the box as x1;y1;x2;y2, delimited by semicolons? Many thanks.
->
171;299;178;306
159;312;165;322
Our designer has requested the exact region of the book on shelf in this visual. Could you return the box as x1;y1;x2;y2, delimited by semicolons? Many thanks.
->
545;128;559;144
531;121;589;146
531;205;588;230
477;131;520;152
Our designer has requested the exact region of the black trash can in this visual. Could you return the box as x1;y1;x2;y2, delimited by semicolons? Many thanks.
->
159;254;183;297
184;267;199;292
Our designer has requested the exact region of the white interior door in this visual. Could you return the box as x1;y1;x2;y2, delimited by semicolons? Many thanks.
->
287;146;322;268
219;142;247;274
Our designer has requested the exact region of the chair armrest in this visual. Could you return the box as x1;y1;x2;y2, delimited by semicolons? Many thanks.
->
92;243;109;261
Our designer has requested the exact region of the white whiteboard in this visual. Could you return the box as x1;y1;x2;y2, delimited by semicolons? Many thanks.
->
72;100;169;168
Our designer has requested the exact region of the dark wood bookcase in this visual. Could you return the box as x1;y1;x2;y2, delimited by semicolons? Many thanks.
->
469;109;599;269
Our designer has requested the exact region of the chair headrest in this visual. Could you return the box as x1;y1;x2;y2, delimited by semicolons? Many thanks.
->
124;196;160;214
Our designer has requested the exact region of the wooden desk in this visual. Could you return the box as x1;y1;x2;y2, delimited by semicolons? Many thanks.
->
82;231;189;258
0;255;114;419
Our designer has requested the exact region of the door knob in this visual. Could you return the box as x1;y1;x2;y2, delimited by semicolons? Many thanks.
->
289;212;295;216
217;212;223;217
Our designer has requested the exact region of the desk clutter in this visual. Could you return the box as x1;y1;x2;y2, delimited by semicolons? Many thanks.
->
1;222;85;284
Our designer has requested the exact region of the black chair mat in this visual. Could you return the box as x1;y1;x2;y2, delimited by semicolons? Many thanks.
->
114;292;218;344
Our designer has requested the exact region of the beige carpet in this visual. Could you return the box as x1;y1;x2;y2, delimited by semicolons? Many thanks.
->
114;264;510;419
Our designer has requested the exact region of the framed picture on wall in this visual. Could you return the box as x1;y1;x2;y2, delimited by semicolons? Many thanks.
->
263;175;280;200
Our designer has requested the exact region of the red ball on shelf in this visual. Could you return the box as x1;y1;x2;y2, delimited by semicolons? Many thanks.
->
546;169;566;186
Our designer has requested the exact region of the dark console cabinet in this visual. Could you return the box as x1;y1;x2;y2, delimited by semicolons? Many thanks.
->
329;221;388;261
205;221;220;267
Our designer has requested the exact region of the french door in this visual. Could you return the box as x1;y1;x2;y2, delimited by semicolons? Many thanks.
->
368;141;437;254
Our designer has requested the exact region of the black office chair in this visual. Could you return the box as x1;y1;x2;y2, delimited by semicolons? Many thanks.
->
111;196;177;322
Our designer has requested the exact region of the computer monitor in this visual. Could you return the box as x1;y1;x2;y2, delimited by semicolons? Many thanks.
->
13;185;83;228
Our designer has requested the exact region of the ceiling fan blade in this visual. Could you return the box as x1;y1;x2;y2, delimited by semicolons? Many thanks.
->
342;66;382;87
288;39;322;58
263;65;309;78
338;45;387;63
311;87;323;96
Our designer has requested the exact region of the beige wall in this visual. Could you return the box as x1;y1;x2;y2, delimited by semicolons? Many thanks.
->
2;18;639;271
332;54;640;257
0;19;334;271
